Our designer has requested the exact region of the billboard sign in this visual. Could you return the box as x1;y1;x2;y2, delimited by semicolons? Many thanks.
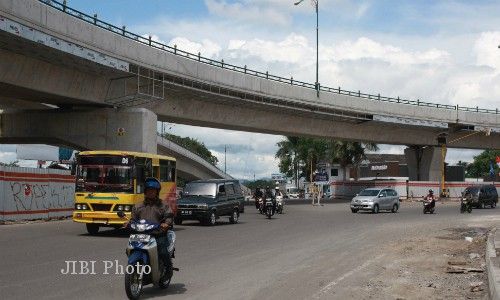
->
271;173;285;181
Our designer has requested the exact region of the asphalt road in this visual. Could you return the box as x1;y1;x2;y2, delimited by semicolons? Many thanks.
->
1;201;500;300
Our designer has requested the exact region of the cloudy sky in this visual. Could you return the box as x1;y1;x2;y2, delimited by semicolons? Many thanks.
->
6;0;500;178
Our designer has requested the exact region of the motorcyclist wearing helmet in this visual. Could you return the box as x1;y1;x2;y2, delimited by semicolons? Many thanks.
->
254;187;264;209
425;189;436;208
264;186;276;212
127;178;174;278
274;186;282;198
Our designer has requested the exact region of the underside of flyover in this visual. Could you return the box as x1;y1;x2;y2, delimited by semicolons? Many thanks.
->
0;0;498;185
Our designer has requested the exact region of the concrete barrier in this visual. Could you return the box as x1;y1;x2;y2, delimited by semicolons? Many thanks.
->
330;180;500;200
0;166;75;221
487;228;500;300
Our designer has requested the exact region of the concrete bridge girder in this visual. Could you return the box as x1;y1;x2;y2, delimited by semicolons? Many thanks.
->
0;108;158;153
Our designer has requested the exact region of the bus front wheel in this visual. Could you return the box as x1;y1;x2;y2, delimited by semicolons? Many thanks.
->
86;223;100;235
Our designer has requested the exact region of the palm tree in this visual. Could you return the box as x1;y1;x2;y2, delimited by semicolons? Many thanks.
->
276;137;378;182
328;141;379;180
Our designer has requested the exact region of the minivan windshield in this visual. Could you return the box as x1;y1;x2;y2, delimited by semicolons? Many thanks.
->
359;189;380;196
184;182;217;197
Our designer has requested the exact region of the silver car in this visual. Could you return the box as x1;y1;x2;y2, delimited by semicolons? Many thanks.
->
350;188;400;214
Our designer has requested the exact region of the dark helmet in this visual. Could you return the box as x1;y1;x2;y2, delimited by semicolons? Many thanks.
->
144;177;161;192
265;186;270;189
429;189;434;194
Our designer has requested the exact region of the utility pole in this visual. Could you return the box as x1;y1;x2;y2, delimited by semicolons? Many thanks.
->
294;0;319;97
224;145;227;174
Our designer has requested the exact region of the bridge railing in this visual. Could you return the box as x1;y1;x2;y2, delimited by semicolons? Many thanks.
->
39;0;499;115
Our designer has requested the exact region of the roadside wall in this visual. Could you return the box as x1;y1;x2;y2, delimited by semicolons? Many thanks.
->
331;180;500;200
0;167;75;221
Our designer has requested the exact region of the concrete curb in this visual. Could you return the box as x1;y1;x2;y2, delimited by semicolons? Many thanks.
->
487;228;500;300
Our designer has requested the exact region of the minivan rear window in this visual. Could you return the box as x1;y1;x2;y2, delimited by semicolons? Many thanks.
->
464;187;479;195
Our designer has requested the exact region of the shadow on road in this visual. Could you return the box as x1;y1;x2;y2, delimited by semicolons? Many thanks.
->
78;227;186;238
178;221;247;227
140;283;187;299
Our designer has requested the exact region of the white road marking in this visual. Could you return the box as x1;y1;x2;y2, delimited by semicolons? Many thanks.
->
311;254;385;299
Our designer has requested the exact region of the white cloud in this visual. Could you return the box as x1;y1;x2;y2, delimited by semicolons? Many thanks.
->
168;37;221;58
474;31;500;71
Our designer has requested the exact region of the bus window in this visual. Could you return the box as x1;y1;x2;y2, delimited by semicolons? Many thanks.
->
168;161;176;182
159;160;169;182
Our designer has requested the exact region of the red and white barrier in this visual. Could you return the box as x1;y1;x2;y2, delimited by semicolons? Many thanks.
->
330;180;500;201
0;167;75;221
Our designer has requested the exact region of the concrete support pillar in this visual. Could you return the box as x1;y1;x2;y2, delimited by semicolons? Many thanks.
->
404;146;443;181
0;108;157;153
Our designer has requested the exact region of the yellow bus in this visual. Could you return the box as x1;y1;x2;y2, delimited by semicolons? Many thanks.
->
72;150;177;235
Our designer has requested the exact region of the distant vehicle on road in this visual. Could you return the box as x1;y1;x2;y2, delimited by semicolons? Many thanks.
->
175;179;242;226
285;188;300;199
462;185;498;209
350;188;399;214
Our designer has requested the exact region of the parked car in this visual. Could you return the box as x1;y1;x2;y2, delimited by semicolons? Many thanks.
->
175;179;243;226
350;188;400;214
463;185;498;209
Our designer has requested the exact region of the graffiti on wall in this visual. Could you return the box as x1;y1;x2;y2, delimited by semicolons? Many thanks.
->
9;182;74;212
0;167;75;220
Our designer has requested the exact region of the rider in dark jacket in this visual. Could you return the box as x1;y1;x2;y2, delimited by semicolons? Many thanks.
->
425;189;436;208
254;187;264;209
128;178;174;278
264;186;276;212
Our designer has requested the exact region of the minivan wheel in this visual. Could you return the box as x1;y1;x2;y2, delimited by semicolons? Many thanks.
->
204;211;216;226
391;204;399;213
480;202;486;209
492;202;497;208
351;208;358;213
372;204;379;214
229;209;239;224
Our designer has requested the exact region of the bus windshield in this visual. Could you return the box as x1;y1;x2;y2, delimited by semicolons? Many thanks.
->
76;165;133;193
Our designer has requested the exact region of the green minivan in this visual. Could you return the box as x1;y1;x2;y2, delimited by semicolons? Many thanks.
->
175;179;245;226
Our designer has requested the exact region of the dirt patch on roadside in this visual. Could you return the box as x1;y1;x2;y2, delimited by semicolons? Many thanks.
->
359;227;490;299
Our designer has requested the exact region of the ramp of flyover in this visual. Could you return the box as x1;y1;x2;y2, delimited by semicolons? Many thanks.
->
157;136;231;181
0;0;498;149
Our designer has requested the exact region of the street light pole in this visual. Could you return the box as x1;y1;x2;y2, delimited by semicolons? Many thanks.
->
294;0;319;97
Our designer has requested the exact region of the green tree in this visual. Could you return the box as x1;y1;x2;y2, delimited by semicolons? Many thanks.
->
328;141;379;180
275;137;378;181
160;133;219;166
466;150;500;178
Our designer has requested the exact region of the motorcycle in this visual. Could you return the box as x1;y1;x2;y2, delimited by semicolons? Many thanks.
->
264;198;275;219
276;195;284;214
257;197;264;214
422;197;435;214
460;197;473;214
117;211;177;300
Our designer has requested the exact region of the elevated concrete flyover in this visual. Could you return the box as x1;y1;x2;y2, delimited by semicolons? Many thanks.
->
0;0;498;150
0;0;499;183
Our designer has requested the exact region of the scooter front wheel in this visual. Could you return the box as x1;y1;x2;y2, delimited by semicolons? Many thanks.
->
125;264;143;300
